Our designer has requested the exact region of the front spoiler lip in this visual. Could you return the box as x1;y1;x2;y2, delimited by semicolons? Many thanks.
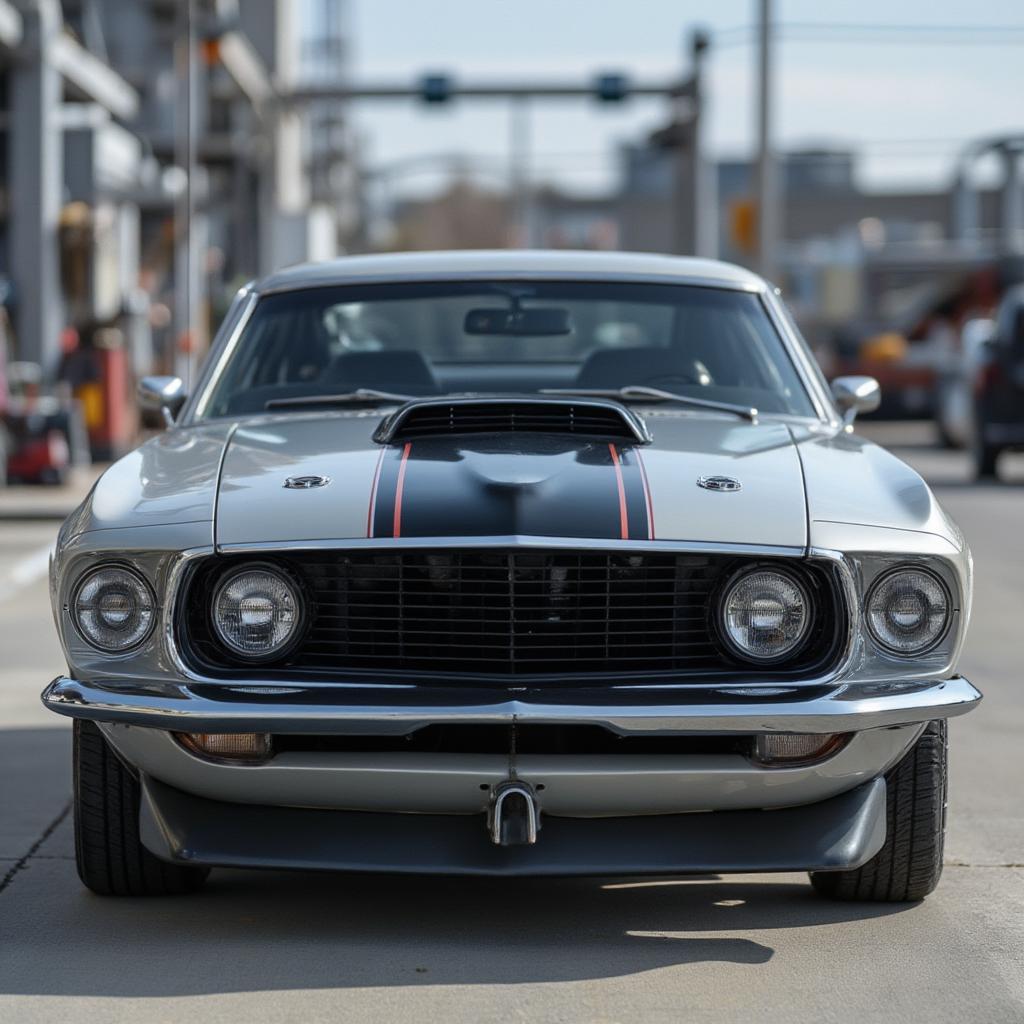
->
42;675;981;736
138;773;888;876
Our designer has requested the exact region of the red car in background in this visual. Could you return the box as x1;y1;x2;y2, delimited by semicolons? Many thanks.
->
2;361;72;486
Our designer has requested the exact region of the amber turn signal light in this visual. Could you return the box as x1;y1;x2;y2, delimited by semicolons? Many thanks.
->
175;732;273;764
752;733;849;768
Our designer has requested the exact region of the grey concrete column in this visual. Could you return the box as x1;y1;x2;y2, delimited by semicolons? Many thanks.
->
999;146;1023;256
9;0;63;370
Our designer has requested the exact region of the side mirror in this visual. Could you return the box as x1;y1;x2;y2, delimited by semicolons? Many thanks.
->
831;375;880;426
139;376;187;428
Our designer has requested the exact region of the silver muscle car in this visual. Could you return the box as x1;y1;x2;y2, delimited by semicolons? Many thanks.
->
42;251;981;900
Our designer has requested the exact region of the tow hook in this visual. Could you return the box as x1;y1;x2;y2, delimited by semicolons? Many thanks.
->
487;780;541;846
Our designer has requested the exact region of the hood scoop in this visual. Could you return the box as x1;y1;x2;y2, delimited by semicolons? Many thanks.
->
374;397;651;444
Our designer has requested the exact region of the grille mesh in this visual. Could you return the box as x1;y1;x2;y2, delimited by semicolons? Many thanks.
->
183;550;840;679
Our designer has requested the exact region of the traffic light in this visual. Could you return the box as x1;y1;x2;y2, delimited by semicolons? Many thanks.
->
594;73;629;103
420;74;452;104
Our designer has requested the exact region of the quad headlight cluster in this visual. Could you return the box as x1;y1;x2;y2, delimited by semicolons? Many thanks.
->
70;561;306;663
69;557;952;669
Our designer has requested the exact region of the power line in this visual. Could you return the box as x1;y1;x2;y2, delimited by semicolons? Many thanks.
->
714;22;1024;46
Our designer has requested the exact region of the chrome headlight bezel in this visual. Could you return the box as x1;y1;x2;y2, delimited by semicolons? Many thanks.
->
70;563;158;654
209;561;306;664
716;564;815;666
864;565;952;657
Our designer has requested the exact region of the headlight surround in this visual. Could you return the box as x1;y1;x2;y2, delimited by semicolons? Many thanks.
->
719;567;812;664
71;565;156;653
211;563;304;662
866;566;950;656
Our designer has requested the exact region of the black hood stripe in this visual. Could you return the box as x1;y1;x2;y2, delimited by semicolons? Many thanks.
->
636;447;656;539
365;446;386;537
369;438;653;540
621;445;655;540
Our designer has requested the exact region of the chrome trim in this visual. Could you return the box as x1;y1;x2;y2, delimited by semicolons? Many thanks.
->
760;290;838;426
164;546;216;680
283;475;332;490
214;536;808;557
184;289;259;423
697;475;742;492
43;674;981;735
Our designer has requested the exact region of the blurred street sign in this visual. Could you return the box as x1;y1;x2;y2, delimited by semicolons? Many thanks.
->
730;198;757;254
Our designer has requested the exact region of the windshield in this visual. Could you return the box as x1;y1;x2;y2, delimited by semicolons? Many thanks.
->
197;280;817;419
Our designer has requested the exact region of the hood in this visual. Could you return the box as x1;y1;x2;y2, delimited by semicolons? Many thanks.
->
792;426;958;543
62;424;233;541
215;411;809;550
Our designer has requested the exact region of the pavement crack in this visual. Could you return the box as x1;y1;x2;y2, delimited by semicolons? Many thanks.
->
0;802;71;897
946;860;1024;868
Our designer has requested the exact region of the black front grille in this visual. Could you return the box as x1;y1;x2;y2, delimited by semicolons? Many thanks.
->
380;401;640;441
182;550;842;680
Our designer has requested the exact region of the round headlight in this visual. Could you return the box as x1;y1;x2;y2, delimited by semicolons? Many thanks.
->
72;566;156;653
212;565;303;661
866;568;949;656
720;568;811;663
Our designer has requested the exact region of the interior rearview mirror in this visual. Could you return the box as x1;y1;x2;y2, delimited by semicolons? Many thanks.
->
139;375;187;428
830;375;880;427
464;306;573;336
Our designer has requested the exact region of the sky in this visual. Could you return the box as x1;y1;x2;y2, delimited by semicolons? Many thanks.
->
339;0;1024;199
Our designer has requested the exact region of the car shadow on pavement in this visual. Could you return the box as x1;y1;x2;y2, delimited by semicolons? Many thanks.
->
0;727;920;999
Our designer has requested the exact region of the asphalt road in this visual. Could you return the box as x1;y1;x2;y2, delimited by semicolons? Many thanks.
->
1;423;1022;1024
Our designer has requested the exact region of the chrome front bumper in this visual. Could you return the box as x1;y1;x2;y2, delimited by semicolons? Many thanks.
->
42;675;981;735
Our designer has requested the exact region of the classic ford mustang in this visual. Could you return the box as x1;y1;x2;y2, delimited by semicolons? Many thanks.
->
42;251;980;900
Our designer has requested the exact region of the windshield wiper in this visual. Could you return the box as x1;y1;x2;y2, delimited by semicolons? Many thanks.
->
541;386;758;422
265;388;416;410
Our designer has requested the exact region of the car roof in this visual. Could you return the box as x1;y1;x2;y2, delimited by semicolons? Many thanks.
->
255;250;767;295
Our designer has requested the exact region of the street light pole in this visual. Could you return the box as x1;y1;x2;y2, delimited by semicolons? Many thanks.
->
509;97;534;247
755;0;780;282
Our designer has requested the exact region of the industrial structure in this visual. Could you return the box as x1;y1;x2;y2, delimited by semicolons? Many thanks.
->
0;0;352;393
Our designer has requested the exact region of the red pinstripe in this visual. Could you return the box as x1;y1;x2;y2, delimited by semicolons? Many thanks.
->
393;442;413;537
608;443;629;540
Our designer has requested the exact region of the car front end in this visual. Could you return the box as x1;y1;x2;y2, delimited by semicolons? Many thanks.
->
41;251;981;899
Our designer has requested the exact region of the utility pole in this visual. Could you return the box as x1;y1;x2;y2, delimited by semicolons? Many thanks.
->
669;31;709;257
173;0;197;385
9;0;63;371
755;0;780;282
646;30;708;257
509;97;534;247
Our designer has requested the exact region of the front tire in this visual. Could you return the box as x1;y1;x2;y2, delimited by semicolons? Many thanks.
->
809;720;947;902
73;720;209;897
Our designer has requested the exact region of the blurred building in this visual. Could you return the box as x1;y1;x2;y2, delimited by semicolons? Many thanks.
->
0;0;356;391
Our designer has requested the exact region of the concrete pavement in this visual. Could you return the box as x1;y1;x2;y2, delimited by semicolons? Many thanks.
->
1;425;1022;1023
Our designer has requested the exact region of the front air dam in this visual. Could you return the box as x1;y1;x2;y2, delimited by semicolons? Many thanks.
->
138;774;887;877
